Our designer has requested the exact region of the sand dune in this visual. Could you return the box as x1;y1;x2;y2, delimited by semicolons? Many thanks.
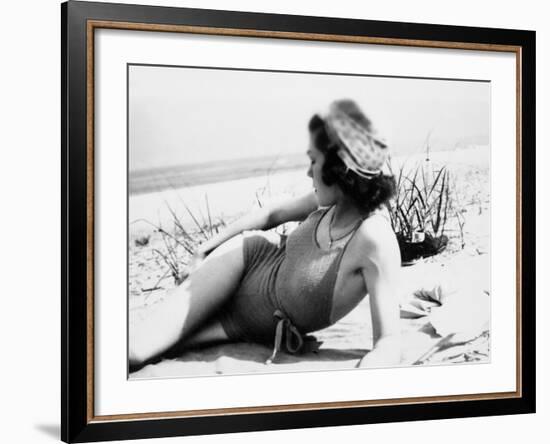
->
129;146;491;379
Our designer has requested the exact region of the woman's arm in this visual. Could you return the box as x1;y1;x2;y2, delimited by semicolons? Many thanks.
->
196;191;318;256
356;221;402;368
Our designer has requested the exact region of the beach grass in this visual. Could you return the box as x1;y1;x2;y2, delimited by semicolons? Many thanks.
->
128;147;491;375
129;148;490;289
136;156;466;286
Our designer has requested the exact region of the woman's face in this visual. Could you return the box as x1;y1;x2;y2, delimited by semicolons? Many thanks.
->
307;140;340;206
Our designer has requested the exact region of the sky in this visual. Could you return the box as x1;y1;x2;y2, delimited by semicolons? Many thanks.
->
129;64;490;172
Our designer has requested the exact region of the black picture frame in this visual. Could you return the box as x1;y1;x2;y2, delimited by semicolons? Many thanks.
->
61;1;536;442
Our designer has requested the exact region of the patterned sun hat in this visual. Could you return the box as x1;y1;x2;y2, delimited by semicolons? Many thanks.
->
324;100;389;179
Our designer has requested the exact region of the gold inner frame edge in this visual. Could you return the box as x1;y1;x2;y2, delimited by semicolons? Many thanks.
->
85;19;523;423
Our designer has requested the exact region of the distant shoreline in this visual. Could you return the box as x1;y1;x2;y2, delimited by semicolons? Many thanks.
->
129;153;308;195
129;145;489;196
129;145;490;236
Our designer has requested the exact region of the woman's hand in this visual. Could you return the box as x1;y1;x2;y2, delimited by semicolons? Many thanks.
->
355;215;402;369
356;334;402;368
187;249;206;274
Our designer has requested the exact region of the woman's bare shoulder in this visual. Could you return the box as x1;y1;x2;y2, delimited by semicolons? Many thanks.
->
352;209;400;267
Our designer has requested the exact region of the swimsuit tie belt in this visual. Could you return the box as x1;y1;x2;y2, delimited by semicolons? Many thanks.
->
265;309;304;365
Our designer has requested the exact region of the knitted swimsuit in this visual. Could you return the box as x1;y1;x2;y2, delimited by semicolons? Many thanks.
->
218;207;361;354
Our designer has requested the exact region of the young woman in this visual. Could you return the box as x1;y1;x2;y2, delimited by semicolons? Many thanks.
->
129;99;402;369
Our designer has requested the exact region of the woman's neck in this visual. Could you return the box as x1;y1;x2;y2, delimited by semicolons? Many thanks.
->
331;197;365;231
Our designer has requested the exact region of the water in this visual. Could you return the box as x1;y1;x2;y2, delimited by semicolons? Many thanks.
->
129;153;308;195
129;146;490;236
129;169;313;235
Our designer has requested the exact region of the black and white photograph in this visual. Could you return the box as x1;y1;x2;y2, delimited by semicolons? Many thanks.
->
0;0;543;441
127;65;491;379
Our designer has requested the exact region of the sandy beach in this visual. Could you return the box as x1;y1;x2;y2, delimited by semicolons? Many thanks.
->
129;146;491;379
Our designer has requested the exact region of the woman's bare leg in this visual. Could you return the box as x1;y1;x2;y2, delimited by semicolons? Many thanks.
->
181;319;230;349
129;234;244;365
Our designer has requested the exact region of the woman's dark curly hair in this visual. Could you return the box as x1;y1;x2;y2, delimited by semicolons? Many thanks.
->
309;113;396;216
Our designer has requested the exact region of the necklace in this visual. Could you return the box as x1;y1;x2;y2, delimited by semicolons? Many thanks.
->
327;207;362;249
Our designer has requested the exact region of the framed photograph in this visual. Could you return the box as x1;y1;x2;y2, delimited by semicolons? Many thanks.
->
61;1;535;442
